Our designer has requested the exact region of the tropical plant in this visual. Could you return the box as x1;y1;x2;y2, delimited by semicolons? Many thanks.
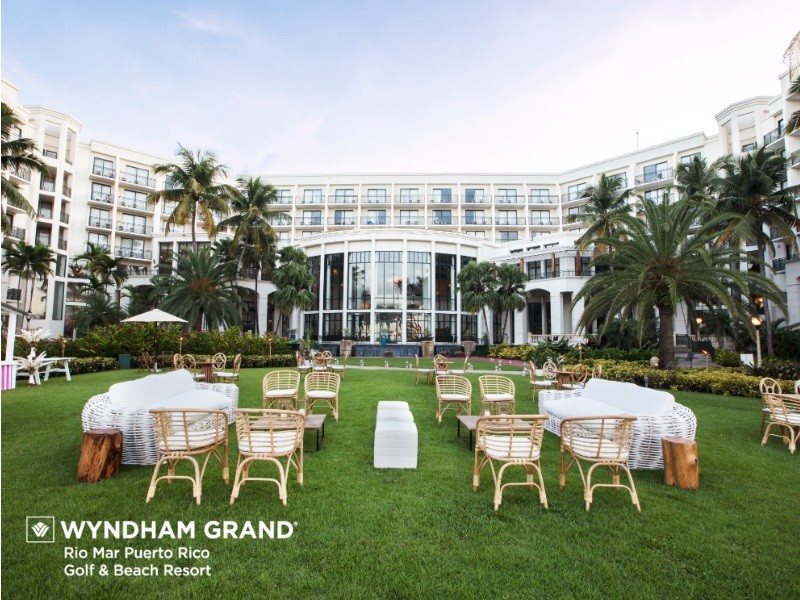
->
1;102;48;231
122;284;157;317
74;242;128;304
570;173;633;253
785;76;800;134
574;197;785;369
457;261;498;345
147;144;234;250
217;177;278;333
151;246;241;330
674;154;723;206
715;147;800;355
272;246;314;335
73;291;126;332
2;239;55;312
492;263;527;343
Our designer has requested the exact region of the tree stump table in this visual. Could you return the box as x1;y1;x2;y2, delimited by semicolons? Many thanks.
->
661;437;699;489
77;428;123;483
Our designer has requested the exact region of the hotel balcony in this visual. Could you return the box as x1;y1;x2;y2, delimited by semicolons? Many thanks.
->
272;196;293;205
362;195;391;205
91;164;116;180
463;195;491;205
763;124;785;147
607;174;628;187
8;165;31;183
395;216;423;226
63;185;72;198
38;206;53;220
428;195;456;205
560;190;586;204
527;267;594;281
87;216;112;230
634;167;674;188
494;195;525;206
394;195;422;204
295;217;324;227
297;196;325;206
42;144;58;159
60;211;70;224
528;194;559;205
117;195;154;214
788;150;800;169
119;171;157;189
116;221;154;237
773;258;786;272
40;178;56;194
86;241;111;252
115;247;152;261
427;216;458;226
463;216;492;226
57;239;67;251
267;218;292;228
327;216;357;227
529;217;559;228
9;226;25;240
361;216;390;226
124;265;150;277
495;217;527;227
329;195;358;205
89;191;114;206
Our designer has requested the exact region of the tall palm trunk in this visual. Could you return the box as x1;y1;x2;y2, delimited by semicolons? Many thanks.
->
756;239;774;356
481;307;492;345
27;277;36;312
191;201;198;251
253;267;259;335
658;305;675;369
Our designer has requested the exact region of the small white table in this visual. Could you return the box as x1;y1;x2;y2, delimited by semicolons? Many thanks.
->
43;357;74;381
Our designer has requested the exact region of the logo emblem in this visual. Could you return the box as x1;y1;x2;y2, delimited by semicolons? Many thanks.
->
26;516;55;543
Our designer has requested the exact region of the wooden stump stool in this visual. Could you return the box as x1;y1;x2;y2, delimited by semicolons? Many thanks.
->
77;428;123;483
661;437;699;489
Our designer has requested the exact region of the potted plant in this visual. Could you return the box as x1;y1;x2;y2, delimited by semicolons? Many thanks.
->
420;328;434;357
340;327;354;357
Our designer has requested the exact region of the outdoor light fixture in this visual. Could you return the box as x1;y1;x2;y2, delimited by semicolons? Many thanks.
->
751;316;764;369
24;310;33;324
694;316;703;342
754;296;764;308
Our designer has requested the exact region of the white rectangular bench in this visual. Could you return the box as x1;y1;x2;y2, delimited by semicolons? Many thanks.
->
374;401;418;469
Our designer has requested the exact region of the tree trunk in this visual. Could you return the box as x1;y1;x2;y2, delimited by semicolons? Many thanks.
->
662;437;700;489
254;268;260;335
756;239;774;356
77;429;123;482
482;307;492;345
191;202;198;252
658;305;675;369
27;277;35;312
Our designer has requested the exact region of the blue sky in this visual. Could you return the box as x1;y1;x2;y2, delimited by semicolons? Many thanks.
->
2;1;798;175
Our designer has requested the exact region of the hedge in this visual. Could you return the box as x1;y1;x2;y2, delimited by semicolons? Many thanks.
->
131;354;295;369
489;343;654;364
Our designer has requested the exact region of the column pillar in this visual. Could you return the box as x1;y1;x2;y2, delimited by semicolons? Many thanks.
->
513;307;526;344
731;115;742;155
550;292;563;337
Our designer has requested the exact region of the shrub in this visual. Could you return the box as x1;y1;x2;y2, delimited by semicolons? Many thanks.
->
131;354;296;370
489;343;654;364
749;358;800;381
39;357;118;377
714;348;742;368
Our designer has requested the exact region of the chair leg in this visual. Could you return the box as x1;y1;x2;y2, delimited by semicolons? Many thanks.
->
535;461;548;509
472;449;481;491
187;456;202;505
230;454;246;504
621;464;641;511
584;462;599;511
146;457;166;503
762;422;776;446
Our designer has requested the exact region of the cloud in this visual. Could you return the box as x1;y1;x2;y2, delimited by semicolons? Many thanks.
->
172;10;224;34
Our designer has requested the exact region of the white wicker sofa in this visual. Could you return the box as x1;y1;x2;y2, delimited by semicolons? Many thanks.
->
82;369;238;465
538;378;696;470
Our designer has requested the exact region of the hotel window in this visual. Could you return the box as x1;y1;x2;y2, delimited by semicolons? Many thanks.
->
124;165;150;185
376;251;403;310
366;210;387;225
406;312;431;342
308;256;320;306
367;188;387;203
461;314;478;341
55;254;67;277
159;243;174;274
398;188;419;203
324;253;344;310
348;251;372;310
91;182;111;202
89;208;110;227
51;281;64;320
498;231;518;242
529;189;551;202
530;210;551;225
680;152;701;164
376;312;403;342
567;206;583;218
303;210;322;225
333;188;356;204
432;210;452;225
497;210;517;225
567;183;587;200
322;313;343;341
87;232;109;248
122;189;147;209
642;161;669;183
276;189;292;204
120;213;147;234
406;252;430;310
303;313;319;340
464;210;485;225
496;188;518;203
644;189;669;202
465;230;486;238
347;312;371;341
399;210;419;225
303;189;323;204
431;188;452;203
435;254;456;311
464;188;485;203
334;210;354;225
435;314;456;343
119;237;144;257
93;157;114;177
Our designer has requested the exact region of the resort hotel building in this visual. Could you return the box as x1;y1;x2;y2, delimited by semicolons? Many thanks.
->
2;64;799;346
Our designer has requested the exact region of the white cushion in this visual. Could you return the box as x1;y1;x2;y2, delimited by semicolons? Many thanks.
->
568;437;629;461
377;410;414;423
541;397;623;421
583;378;674;416
440;393;469;402
159;429;221;451
484;393;514;402
378;401;410;411
108;370;197;410
482;435;541;461
264;388;297;398
238;430;298;454
306;390;337;399
153;389;232;411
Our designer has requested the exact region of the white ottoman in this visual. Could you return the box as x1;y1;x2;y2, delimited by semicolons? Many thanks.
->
374;409;418;469
378;401;410;411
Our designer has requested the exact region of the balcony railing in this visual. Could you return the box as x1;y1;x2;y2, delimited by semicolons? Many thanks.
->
63;185;72;198
124;265;150;276
267;219;292;227
772;258;786;272
788;150;800;168
428;216;458;225
328;217;356;226
120;171;156;188
36;236;51;246
561;190;585;202
741;142;758;152
10;226;25;239
40;178;56;193
298;196;325;205
117;196;152;212
764;124;785;146
464;195;490;204
59;211;69;224
363;195;390;204
429;196;455;204
57;239;67;250
527;268;593;280
395;217;422;226
273;196;293;205
635;168;674;185
117;222;154;235
529;217;558;226
330;195;358;205
86;241;111;252
296;217;323;226
394;195;421;204
10;166;31;181
494;195;523;204
162;201;179;214
463;216;491;225
528;195;558;204
88;217;112;229
362;216;389;225
42;145;58;159
115;247;152;260
495;217;526;226
92;165;116;178
90;191;114;204
38;207;53;219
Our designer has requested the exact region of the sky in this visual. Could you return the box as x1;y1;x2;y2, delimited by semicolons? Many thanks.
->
2;1;798;176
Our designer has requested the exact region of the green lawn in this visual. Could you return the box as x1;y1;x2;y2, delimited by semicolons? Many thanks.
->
2;368;798;599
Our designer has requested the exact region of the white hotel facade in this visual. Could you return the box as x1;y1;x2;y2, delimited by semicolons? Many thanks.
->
2;64;799;346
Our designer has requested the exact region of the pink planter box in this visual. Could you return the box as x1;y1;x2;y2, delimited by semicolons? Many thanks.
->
1;362;18;391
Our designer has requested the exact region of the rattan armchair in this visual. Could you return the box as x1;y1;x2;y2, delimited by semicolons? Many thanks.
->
216;354;242;384
263;370;301;410
211;352;227;371
591;364;603;379
527;360;553;401
761;394;800;454
561;363;588;390
434;375;472;424
304;371;341;421
173;353;185;370
473;415;548;510
542;359;558;380
296;351;312;374
139;352;160;373
329;355;348;379
479;375;516;415
450;354;471;375
759;377;782;433
415;354;433;384
146;409;229;505
230;409;305;505
183;354;204;380
433;355;451;378
560;415;640;511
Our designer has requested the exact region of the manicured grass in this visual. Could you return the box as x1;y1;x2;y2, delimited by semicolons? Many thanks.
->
2;368;798;598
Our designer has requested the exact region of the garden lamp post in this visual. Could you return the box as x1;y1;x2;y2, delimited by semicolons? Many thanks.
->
178;336;184;354
694;316;703;343
751;316;763;368
267;335;273;357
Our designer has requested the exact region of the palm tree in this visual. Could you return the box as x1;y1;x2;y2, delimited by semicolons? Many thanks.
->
674;155;723;206
457;261;498;345
492;264;527;343
2;239;55;312
272;247;314;335
151;246;241;331
1;102;48;231
785;76;800;134
570;174;633;254
75;242;129;305
73;291;126;332
147;144;234;250
715;147;800;356
122;284;157;317
574;197;785;369
217;177;278;334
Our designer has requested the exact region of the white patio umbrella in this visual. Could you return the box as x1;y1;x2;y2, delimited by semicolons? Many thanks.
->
122;309;188;365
